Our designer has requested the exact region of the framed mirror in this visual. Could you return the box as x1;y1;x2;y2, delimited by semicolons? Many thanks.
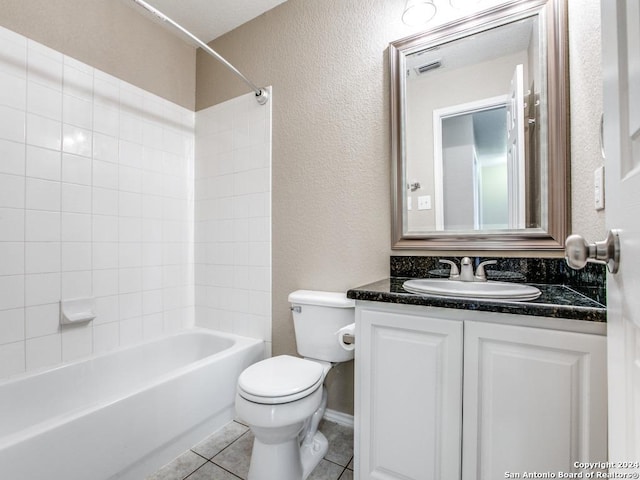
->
390;0;569;251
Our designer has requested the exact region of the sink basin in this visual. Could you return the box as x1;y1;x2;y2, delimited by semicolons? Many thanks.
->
402;278;541;301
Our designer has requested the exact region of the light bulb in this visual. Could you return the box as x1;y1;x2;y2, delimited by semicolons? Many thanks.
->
402;0;437;26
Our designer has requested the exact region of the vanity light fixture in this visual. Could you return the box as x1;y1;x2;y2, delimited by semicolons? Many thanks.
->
402;0;437;26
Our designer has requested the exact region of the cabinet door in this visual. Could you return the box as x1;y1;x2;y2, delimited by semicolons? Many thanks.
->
462;321;607;479
356;307;463;480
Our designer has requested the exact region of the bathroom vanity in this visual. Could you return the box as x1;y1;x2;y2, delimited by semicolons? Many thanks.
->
348;258;607;480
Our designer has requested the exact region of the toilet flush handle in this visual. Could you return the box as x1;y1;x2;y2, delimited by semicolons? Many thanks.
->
290;306;301;313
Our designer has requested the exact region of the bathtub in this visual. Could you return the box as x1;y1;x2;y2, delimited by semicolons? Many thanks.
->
0;328;264;480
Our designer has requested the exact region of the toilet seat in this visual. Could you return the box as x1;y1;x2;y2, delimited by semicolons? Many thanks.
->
237;355;324;405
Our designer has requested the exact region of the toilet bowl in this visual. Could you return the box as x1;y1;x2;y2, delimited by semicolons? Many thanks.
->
235;290;355;480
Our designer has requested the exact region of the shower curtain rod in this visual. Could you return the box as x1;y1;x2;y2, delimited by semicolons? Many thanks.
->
131;0;269;105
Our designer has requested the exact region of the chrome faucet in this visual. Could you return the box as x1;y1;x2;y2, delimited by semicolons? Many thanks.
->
474;259;497;282
438;259;459;279
459;257;474;281
439;257;497;282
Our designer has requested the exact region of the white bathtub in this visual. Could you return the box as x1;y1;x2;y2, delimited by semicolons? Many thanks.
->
0;328;264;480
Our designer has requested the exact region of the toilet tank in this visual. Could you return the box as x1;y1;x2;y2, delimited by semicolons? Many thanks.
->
288;290;355;363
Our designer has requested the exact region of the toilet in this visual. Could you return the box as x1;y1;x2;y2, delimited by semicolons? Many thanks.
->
235;290;355;480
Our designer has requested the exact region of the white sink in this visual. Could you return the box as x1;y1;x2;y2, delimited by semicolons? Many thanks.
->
402;278;541;301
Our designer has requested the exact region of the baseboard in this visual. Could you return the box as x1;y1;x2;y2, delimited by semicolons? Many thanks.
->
323;408;354;428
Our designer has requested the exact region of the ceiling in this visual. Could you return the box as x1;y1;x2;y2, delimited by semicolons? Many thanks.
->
129;0;288;44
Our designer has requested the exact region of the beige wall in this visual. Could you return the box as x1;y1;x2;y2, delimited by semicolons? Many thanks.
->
196;0;605;415
0;0;196;109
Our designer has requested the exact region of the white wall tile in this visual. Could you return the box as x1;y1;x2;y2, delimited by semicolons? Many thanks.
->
93;104;119;137
92;187;118;216
61;243;91;272
92;269;118;297
93;295;118;325
61;270;92;299
25;272;60;306
62;124;92;157
119;217;142;243
119;191;142;218
92;215;118;242
0;29;27;79
25;242;60;274
119;140;143;168
63;95;92;129
142;313;164;339
119;292;142;320
26;113;60;150
61;153;91;185
26;333;61;370
0;173;25;208
93;321;119;354
0;308;24;344
61;323;92;362
0;105;26;143
119;267;141;294
0;208;24;242
119;316;143;345
27;82;62;121
0;275;24;311
93;132;118;163
0;341;25;377
0;71;26;110
93;242;118;270
0;29;196;378
0;139;26;176
25;303;59;338
0;242;24;276
27;44;63;90
25;210;60;242
61;183;91;213
26;177;60;211
61;212;92;242
194;93;271;342
63;63;93;100
26;145;60;181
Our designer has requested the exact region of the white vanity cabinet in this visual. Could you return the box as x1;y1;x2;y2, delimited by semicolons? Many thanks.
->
354;302;607;480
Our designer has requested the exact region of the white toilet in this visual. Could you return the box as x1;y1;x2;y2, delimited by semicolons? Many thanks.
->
235;290;355;480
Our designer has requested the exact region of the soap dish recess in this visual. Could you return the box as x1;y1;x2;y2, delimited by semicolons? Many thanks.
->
60;298;96;325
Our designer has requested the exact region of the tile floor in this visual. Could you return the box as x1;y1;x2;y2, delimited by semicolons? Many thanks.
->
147;419;354;480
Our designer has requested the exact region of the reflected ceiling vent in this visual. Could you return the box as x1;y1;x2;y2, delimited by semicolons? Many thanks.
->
415;60;442;75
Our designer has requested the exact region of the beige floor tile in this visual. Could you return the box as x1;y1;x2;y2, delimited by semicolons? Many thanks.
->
307;459;345;480
186;462;241;480
146;450;207;480
211;431;254;479
192;421;249;459
319;420;354;467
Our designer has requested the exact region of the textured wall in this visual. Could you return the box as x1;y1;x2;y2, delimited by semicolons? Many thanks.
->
568;0;605;241
196;0;605;415
0;0;196;109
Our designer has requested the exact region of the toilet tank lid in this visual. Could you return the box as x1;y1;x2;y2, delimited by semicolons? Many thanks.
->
288;290;355;308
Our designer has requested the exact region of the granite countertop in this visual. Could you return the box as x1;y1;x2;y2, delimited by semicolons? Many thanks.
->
347;277;607;322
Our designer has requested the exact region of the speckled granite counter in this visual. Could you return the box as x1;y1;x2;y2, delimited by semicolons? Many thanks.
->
346;257;607;322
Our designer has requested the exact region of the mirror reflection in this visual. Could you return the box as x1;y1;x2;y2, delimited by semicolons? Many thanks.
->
404;15;546;234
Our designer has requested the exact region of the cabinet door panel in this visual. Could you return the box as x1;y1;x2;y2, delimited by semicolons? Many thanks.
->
357;308;463;480
462;321;607;479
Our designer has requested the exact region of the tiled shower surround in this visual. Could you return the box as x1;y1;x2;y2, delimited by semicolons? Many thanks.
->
194;94;272;356
0;25;272;378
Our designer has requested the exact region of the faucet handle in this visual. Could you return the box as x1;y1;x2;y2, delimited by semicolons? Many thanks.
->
438;259;460;279
474;260;497;282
